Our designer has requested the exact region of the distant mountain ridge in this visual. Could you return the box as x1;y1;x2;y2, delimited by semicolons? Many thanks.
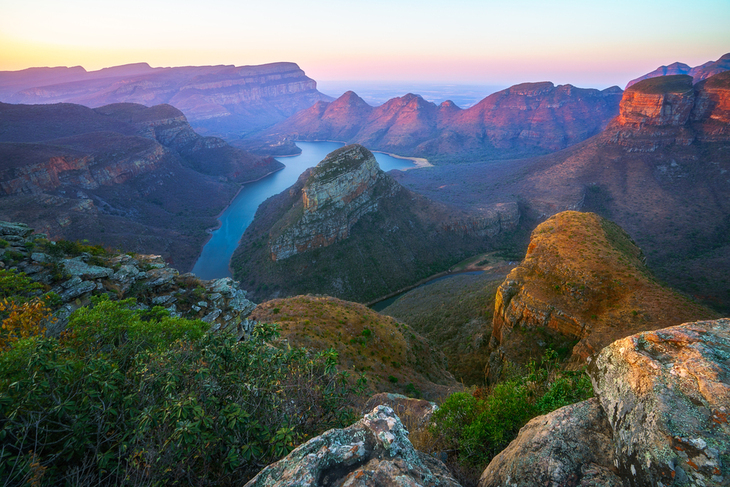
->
395;71;730;312
0;62;333;137
260;82;623;162
0;101;283;269
626;52;730;88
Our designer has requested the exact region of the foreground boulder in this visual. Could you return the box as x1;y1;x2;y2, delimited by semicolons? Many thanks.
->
478;398;621;487
244;405;460;487
590;318;730;487
480;318;730;487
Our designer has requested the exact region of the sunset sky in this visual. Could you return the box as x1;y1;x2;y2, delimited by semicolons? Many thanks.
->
1;0;728;89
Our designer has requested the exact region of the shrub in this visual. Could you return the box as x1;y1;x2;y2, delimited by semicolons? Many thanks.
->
0;299;360;486
428;349;594;474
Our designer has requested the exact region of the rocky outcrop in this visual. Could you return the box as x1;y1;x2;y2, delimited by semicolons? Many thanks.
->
478;398;622;487
263;83;622;162
270;145;399;260
0;221;257;338
487;211;716;381
627;52;730;88
589;319;730;487
480;318;730;487
612;72;730;150
361;393;438;428
0;62;332;136
244;405;461;487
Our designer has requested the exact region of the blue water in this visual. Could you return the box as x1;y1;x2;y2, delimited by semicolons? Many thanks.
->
191;141;416;279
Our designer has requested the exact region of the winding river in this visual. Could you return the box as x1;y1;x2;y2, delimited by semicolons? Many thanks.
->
191;142;417;280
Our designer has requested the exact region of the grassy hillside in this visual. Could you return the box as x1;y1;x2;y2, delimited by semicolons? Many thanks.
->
249;295;461;401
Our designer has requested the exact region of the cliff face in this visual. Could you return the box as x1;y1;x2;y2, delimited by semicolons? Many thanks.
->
487;211;716;381
0;62;332;136
0;101;283;271
263;83;622;162
617;75;695;126
232;144;520;303
270;145;398;260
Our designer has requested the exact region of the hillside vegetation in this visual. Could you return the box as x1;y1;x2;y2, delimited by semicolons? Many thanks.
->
250;295;461;400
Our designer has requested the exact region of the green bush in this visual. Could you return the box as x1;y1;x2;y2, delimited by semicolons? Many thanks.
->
429;350;593;469
0;297;359;486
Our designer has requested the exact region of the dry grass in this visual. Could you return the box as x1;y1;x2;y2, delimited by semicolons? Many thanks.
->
250;295;462;401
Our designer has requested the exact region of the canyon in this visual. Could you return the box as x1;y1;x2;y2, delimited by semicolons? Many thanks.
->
232;144;520;303
0;101;282;271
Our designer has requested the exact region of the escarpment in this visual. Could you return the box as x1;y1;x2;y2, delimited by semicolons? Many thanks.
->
232;144;519;303
486;211;717;381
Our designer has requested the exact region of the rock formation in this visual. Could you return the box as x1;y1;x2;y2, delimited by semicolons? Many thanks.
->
590;319;730;486
478;398;622;487
487;211;717;380
269;145;400;260
0;101;282;271
0;62;332;137
481;318;730;487
626;52;730;88
232;144;520;303
0;221;256;337
261;82;622;162
244;405;460;487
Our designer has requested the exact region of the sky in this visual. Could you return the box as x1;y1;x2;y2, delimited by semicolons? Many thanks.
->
1;0;729;89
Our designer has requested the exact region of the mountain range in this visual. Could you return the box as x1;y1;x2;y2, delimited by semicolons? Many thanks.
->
395;71;730;312
258;83;623;162
0;62;332;137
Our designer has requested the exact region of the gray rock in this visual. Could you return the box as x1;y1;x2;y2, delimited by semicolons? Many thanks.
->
143;267;177;288
229;290;256;314
202;309;221;323
31;252;51;263
60;280;96;301
244;405;461;487
197;301;208;308
362;393;438;429
61;276;83;290
152;295;175;305
589;319;730;487
0;221;33;237
207;277;237;297
62;258;113;279
192;305;201;312
478;398;621;487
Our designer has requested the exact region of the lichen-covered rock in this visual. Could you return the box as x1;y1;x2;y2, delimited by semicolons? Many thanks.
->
478;398;622;487
589;319;730;487
361;393;438;428
244;405;461;487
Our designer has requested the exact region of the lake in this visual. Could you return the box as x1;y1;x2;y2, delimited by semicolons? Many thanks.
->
191;141;416;279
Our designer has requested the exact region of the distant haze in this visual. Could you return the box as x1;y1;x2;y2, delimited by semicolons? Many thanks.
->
0;0;728;88
317;81;508;108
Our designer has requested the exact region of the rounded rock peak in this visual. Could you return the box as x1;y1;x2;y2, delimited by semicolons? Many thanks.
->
626;74;693;95
308;144;379;182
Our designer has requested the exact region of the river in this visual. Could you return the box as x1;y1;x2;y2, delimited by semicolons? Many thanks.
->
191;141;417;279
